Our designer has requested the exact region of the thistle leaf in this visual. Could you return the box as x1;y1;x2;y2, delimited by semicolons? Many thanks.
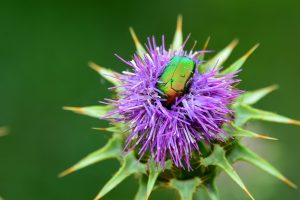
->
222;44;259;74
129;27;147;58
201;145;254;200
224;123;277;140
169;177;201;200
0;127;8;137
63;105;113;118
200;39;239;72
236;85;278;105
228;143;297;188
94;153;145;200
59;133;122;177
89;62;121;86
234;104;300;127
134;175;148;200
171;15;183;51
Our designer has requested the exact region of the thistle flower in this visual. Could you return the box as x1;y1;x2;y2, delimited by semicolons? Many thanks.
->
61;16;300;200
104;34;241;170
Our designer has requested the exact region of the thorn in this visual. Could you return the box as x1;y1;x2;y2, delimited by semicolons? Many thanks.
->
243;43;260;59
58;167;75;177
94;195;101;200
242;187;255;200
288;119;300;126
63;106;84;114
266;84;279;92
92;127;108;131
202;36;210;51
228;39;239;50
129;27;142;47
88;62;101;73
176;14;183;33
197;37;211;60
0;126;9;137
129;27;146;57
280;176;297;189
255;134;278;141
191;40;198;52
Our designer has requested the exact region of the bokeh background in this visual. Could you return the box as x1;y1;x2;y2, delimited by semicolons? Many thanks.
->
0;0;300;199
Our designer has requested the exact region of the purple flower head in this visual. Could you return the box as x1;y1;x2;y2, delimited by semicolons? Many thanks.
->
105;35;241;170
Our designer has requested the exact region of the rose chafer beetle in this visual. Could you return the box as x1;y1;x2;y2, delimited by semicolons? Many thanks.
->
157;56;196;106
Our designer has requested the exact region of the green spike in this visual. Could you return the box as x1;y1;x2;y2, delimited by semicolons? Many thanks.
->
63;105;113;118
201;145;255;200
200;39;239;72
224;123;278;140
59;133;122;177
234;104;300;127
146;160;161;199
94;153;145;200
145;160;172;199
222;44;259;74
171;15;183;51
0;127;8;137
228;142;297;188
134;175;148;200
89;62;121;86
92;126;121;133
236;85;278;105
202;180;220;200
129;27;147;58
197;37;210;61
169;177;201;200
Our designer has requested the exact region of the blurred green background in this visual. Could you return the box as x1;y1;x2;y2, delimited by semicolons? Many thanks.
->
0;0;300;199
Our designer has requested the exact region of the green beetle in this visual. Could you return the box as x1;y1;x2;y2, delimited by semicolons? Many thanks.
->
157;56;196;106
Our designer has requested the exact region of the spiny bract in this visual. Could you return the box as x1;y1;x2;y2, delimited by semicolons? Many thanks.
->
61;16;300;200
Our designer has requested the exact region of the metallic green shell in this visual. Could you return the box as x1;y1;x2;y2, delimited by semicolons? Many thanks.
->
157;56;195;105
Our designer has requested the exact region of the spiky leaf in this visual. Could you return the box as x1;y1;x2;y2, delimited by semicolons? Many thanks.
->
89;62;121;86
224;123;277;140
129;27;147;58
59;133;122;177
202;180;220;200
200;39;238;72
201;145;254;200
228;142;296;188
63;105;113;118
146;160;161;199
171;15;183;51
197;37;210;61
234;104;300;127
222;44;259;74
169;177;201;200
134;175;148;200
93;126;122;133
236;85;278;105
94;153;145;200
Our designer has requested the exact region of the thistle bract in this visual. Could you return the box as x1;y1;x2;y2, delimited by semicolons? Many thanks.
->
61;16;300;200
